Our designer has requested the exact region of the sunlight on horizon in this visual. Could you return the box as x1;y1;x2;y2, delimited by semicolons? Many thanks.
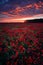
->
0;14;43;23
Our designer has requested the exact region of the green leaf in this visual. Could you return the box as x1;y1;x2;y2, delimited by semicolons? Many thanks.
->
29;40;33;44
24;51;28;58
23;44;28;49
21;42;24;45
19;53;23;59
3;40;6;44
7;46;12;49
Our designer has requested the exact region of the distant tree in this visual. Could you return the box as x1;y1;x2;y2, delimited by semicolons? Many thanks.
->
25;19;43;23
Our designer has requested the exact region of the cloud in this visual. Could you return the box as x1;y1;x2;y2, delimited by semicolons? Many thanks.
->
1;1;43;16
34;1;43;9
0;14;43;22
0;1;43;22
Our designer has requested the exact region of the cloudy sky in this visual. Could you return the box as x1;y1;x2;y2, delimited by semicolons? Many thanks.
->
0;0;43;22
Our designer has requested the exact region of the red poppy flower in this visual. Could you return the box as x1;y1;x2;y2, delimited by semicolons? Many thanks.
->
10;41;15;47
0;42;2;45
4;48;8;52
41;50;43;53
16;51;18;57
11;55;15;59
6;61;12;65
14;61;17;65
18;45;25;53
29;56;33;63
0;48;2;52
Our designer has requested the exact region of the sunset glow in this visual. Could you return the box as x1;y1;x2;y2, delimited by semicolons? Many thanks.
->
0;0;43;22
0;14;43;22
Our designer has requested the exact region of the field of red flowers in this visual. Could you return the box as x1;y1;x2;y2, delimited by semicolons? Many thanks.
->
0;23;43;65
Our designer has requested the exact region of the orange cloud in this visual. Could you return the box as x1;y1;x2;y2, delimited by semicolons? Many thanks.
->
34;3;40;9
14;4;33;14
34;2;43;10
26;4;32;8
12;2;43;14
14;7;25;14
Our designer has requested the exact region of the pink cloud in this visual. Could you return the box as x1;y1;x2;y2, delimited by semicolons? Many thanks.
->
0;1;43;22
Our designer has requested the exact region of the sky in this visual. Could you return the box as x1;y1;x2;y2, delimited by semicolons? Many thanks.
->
0;0;43;22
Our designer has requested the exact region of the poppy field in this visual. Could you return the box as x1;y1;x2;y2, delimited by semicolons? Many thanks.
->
0;23;43;65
